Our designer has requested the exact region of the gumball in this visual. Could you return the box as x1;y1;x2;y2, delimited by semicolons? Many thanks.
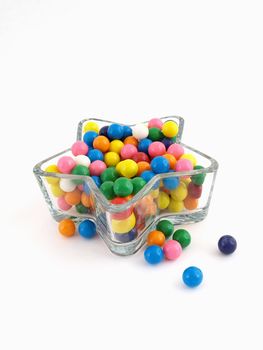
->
132;152;149;163
144;245;164;265
59;178;76;192
111;197;133;220
99;125;108;137
78;219;96;239
57;196;72;211
104;151;120;167
45;164;60;185
88;149;104;162
168;198;184;213
83;182;91;194
150;188;159;199
132;124;149;140
191;165;206;186
113;177;133;197
140;170;155;183
183;195;198;210
50;184;65;197
58;219;75;237
113;228;137;243
175;159;193;172
64;188;81;206
100;167;119;182
162;138;174;149
162;120;179;138
81;192;93;207
57;156;76;174
117;159;138;178
173;229;191;248
91;175;101;188
163;154;176;169
107;123;124;140
93;135;110;152
147;230;165;246
151;156;170;174
167;144;184;160
188;182;202;199
89;160;107;176
75;203;89;214
111;212;136;234
109;140;124;154
138;138;152;154
124;136;138;147
148;141;166;158
163;173;179;190
148;118;163;129
131;177;146;194
156;219;174;238
218;235;237;255
163;240;182;260
137;161;151;176
75;155;91;168
181;153;197;167
100;181;115;200
148;128;163;141
182;266;203;288
120;144;138;160
157;191;170;210
71;165;90;184
181;177;191;186
77;184;84;191
83;121;100;133
83;131;98;147
170;182;188;201
122;125;132;138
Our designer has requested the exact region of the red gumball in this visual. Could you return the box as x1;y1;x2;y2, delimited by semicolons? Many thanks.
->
132;152;150;163
188;182;202;198
110;197;133;220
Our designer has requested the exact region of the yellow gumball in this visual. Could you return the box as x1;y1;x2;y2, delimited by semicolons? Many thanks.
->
157;191;170;210
117;159;138;178
83;121;99;133
151;188;159;199
111;212;136;234
45;164;60;185
109;140;124;154
50;183;65;197
181;177;191;186
170;182;188;201
168;198;184;213
162;121;179;138
180;154;197;167
104;152;120;167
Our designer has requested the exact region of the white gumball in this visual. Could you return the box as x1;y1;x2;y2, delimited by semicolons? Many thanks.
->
74;155;91;167
132;124;149;140
59;179;76;192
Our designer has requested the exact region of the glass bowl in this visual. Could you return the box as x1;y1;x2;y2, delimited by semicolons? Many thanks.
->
33;116;218;256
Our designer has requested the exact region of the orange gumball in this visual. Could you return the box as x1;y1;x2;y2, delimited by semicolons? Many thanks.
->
64;188;81;206
147;230;166;246
124;136;138;147
184;195;198;210
58;219;76;237
81;192;92;207
137;161;151;175
93;135;110;152
163;153;177;169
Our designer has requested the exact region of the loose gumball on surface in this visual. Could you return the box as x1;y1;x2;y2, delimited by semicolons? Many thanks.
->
218;235;237;255
182;266;203;288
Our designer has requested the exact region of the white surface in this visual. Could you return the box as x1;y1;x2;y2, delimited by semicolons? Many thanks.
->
0;1;263;349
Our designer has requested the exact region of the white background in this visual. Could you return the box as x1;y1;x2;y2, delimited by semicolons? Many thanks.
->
0;1;263;349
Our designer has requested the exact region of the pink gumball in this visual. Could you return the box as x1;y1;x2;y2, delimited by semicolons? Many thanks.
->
77;184;84;191
163;240;182;260
148;118;163;129
121;144;138;160
148;141;166;158
71;141;89;156
167;144;184;160
57;196;72;211
89;160;107;176
175;159;193;172
57;156;76;174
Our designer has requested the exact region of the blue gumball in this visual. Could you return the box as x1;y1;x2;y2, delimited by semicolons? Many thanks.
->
122;125;132;138
182;266;203;288
144;245;164;265
218;235;237;255
138;138;152;154
88;149;104;162
107;124;124;140
163;171;180;190
151;156;170;174
99;125;109;137
78;219;96;239
91;175;101;188
113;228;137;243
83;131;98;147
